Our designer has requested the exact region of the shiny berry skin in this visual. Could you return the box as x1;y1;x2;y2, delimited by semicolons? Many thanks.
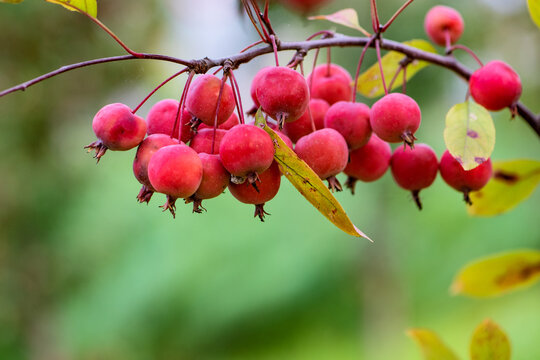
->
250;67;272;108
370;93;421;146
219;124;275;180
187;153;230;213
424;5;464;46
133;134;179;203
344;135;391;194
469;61;522;111
307;64;353;105
439;150;492;205
294;128;348;191
186;74;235;126
255;67;310;126
390;144;438;210
86;103;147;162
190;129;228;155
228;161;281;221
324;101;371;150
283;99;329;143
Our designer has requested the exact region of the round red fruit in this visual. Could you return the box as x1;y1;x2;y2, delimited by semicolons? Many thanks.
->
307;64;353;105
424;5;464;46
370;93;421;145
186;74;235;126
283;98;329;143
190;129;228;155
324;101;371;150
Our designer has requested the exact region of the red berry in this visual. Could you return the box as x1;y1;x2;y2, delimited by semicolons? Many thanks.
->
219;124;275;182
250;66;272;109
344;135;391;194
133;134;180;204
294;128;349;192
255;67;309;127
147;144;203;217
187;153;230;213
190;128;228;155
280;0;331;13
186;74;235;127
324;101;371;150
439;150;492;205
307;64;353;105
85;103;147;162
370;93;421;146
424;5;464;46
469;60;522;111
228;161;281;221
283;99;329;143
390;143;439;210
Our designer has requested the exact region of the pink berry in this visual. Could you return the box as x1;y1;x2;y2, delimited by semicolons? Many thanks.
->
294;128;349;192
324;101;372;150
469;60;522;111
186;153;230;213
186;74;235;127
147;144;203;217
283;99;329;143
344;135;391;194
370;93;421;146
307;64;353;105
133;134;180;204
439;150;492;205
85;103;147;162
390;144;439;210
424;5;464;46
255;67;309;127
228;161;281;221
190;129;228;155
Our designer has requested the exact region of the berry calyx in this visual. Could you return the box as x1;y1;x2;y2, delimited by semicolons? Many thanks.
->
370;93;421;146
439;150;492;205
344;135;391;194
469;60;522;111
390;144;439;210
424;5;465;47
85;103;147;162
283;98;329;143
307;63;353;105
324;101;372;150
185;74;235;127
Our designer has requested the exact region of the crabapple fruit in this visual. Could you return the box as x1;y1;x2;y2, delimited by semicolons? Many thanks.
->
186;74;235;127
85;103;147;162
186;153;230;213
190;128;228;155
424;5;464;46
469;60;522;111
283;99;329;143
390;143;439;210
324;101;371;150
307;63;353;105
146;99;193;143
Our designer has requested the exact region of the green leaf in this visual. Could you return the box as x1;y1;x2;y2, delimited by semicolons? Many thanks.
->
468;159;540;216
443;101;495;171
356;39;436;98
407;329;460;360
254;110;371;240
45;0;98;18
470;319;511;360
451;249;540;298
527;0;540;29
308;8;370;37
0;0;24;4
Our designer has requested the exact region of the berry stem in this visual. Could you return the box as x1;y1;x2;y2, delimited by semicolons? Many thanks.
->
228;70;246;125
387;65;403;94
306;30;334;41
211;74;229;154
132;67;189;114
326;48;332;76
270;35;280;67
352;35;377;102
375;39;389;96
446;45;484;67
370;0;381;33
241;0;266;42
171;71;195;139
381;0;415;32
412;190;423;210
402;65;408;94
300;62;316;133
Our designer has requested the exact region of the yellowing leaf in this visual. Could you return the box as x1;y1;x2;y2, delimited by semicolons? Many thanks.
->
443;101;495;171
45;0;98;18
469;159;540;216
356;39;436;98
470;319;511;360
0;0;25;4
527;0;540;29
309;8;370;36
254;110;371;240
407;329;459;360
451;249;540;298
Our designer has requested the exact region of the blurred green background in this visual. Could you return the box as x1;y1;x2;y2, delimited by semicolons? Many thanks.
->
0;0;539;359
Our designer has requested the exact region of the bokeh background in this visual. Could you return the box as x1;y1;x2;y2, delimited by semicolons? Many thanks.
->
0;0;539;359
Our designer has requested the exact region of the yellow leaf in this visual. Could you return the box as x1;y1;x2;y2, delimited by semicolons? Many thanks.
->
443;101;495;171
45;0;98;18
356;39;436;98
451;249;540;298
407;329;460;360
470;319;511;360
468;159;540;216
309;8;370;37
527;0;540;29
254;110;371;240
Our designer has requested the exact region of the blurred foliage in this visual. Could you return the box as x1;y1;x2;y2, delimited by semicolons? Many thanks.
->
0;0;539;359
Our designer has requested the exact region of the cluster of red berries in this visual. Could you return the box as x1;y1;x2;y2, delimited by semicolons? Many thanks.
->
84;5;522;220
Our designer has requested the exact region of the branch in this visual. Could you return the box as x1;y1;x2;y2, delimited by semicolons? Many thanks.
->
1;34;538;136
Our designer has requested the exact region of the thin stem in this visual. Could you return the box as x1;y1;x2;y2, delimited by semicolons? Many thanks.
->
240;39;265;53
375;39;388;96
270;35;280;66
387;65;403;93
352;35;376;102
402;65;407;93
447;44;484;67
172;71;195;140
382;0;415;32
444;29;452;52
241;0;266;42
211;75;228;154
370;0;381;33
132;67;189;114
308;48;322;95
306;30;334;41
229;70;245;125
300;63;316;133
251;0;271;41
326;48;332;76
